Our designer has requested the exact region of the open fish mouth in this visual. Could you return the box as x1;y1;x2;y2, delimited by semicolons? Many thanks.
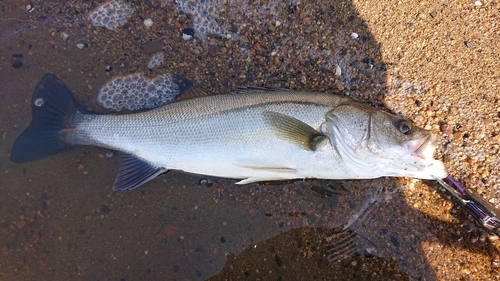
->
408;133;439;162
404;133;448;179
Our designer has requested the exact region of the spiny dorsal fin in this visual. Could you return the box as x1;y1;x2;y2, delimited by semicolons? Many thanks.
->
173;87;210;102
263;111;327;151
232;87;292;94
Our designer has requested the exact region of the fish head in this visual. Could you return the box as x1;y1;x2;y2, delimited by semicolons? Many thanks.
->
323;102;448;179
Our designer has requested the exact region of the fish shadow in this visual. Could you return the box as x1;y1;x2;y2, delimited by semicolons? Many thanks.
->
206;178;500;281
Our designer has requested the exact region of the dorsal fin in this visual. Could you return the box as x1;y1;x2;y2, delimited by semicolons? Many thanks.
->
232;87;292;94
173;87;211;102
171;75;212;102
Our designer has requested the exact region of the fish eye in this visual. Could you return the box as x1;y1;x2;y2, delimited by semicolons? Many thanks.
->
397;120;412;134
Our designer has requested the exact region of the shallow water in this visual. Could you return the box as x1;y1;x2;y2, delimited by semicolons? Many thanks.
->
1;0;499;280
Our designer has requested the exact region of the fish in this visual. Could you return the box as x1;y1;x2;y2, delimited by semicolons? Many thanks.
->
10;74;448;190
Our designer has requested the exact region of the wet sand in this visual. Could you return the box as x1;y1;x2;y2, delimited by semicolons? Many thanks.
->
1;0;499;280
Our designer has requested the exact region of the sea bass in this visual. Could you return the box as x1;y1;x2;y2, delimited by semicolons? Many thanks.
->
10;74;448;190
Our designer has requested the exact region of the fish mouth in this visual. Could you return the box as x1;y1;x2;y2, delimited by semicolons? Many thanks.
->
408;133;439;162
405;133;448;179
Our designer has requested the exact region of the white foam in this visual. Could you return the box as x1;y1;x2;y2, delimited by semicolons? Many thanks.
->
89;0;134;30
97;73;179;111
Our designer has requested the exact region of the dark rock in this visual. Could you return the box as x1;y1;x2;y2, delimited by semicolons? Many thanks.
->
12;61;23;68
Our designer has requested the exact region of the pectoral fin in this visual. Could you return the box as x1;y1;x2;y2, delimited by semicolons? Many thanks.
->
263;111;327;151
113;153;167;190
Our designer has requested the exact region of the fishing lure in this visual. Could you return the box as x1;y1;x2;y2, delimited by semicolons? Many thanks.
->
434;175;500;237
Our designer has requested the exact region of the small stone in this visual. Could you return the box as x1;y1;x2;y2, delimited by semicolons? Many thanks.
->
60;32;69;41
144;18;153;27
162;225;178;237
474;1;482;6
208;46;219;56
105;65;113;72
182;28;195;40
76;43;85;49
349;32;358;40
248;209;256;217
26;4;34;12
483;118;493;125
17;219;27;229
440;124;453;135
100;204;110;214
12;61;22;68
335;65;342;76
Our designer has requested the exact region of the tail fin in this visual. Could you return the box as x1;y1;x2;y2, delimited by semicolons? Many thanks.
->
10;74;88;163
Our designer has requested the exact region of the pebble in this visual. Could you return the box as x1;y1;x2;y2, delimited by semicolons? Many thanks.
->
182;28;195;41
198;178;213;187
144;18;153;27
76;43;85;49
349;33;359;40
105;151;114;159
162;225;178;237
12;61;23;68
335;65;342;76
474;1;482;6
60;32;69;41
100;204;111;214
208;45;219;56
17;219;27;229
25;4;34;12
440;124;453;135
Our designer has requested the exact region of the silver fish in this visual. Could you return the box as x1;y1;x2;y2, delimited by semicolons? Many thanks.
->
10;74;448;190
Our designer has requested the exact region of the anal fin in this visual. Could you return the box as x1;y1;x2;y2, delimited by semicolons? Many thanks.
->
236;177;291;185
113;153;167;190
